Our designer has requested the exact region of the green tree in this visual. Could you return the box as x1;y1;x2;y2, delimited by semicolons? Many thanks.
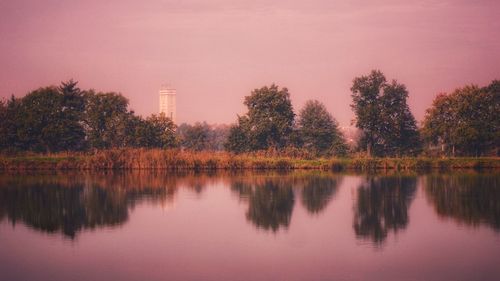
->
139;114;178;149
351;70;386;156
226;84;295;152
55;80;86;150
10;81;86;152
379;81;421;156
84;91;131;149
225;117;251;153
297;100;347;156
351;70;420;156
178;122;210;151
422;82;499;156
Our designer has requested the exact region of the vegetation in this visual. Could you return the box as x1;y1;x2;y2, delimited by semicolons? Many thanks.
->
177;122;229;151
2;171;498;239
225;84;295;152
0;73;498;161
422;81;499;156
351;70;421;157
297;100;348;156
0;149;498;171
0;81;178;152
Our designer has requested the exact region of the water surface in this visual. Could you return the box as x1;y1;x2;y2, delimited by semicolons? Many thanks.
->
0;171;499;281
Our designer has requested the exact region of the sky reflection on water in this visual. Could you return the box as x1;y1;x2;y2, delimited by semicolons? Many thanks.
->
0;171;499;281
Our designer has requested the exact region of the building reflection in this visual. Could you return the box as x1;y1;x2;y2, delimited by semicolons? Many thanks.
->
353;175;417;245
424;174;500;231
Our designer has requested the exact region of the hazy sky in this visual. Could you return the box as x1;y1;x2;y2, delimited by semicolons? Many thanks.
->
1;0;499;125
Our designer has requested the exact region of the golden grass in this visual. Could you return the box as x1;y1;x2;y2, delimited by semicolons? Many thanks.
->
0;148;499;171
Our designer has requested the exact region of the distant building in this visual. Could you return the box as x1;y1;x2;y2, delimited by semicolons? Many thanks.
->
159;85;176;123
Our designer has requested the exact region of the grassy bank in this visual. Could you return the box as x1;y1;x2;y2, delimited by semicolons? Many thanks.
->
0;149;499;171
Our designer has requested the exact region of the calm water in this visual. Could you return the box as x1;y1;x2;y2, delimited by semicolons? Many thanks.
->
0;171;499;281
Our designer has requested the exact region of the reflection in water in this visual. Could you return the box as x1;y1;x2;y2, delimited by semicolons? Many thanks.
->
0;172;217;238
424;174;500;231
301;176;341;214
246;181;295;232
231;176;295;232
2;171;498;244
353;176;417;245
231;173;342;232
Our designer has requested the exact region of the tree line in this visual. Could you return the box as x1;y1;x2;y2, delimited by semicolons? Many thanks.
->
0;70;498;156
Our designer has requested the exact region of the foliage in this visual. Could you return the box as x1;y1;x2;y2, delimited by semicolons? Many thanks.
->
422;81;499;156
0;81;86;152
353;176;417;244
84;90;132;149
351;70;421;156
297;100;348;156
134;114;178;149
226;84;295;152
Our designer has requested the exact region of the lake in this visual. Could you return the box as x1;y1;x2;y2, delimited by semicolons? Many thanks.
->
0;171;499;281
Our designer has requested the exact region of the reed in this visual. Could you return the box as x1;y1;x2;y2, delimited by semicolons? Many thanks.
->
0;148;499;171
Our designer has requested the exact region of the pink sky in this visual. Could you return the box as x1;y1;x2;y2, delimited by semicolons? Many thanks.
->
1;0;499;126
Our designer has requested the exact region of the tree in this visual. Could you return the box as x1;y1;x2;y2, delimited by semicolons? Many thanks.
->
226;84;295;152
297;100;347;156
351;70;386;156
56;80;86;151
353;176;417;245
378;81;421;156
225;117;251;153
142;114;178;149
84;91;131;149
178;122;210;151
8;81;86;152
351;70;420;156
422;82;499;156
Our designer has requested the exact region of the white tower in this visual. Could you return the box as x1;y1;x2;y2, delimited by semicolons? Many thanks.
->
159;85;176;123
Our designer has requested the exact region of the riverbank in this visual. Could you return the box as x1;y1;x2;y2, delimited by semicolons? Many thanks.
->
1;149;499;171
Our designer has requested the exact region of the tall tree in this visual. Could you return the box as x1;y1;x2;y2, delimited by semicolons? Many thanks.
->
351;70;386;156
84;91;131;149
422;82;499;156
56;80;86;150
379;81;421;156
351;70;420;156
225;116;251;153
142;114;178;149
226;84;295;152
9;81;86;152
297;100;347;156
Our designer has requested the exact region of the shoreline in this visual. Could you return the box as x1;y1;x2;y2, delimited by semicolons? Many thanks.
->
1;149;499;171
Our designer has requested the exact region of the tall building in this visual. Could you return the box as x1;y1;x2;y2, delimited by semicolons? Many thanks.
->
159;85;176;123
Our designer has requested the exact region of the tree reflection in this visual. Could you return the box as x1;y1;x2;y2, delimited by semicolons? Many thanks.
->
0;182;129;238
246;181;295;232
0;172;216;239
231;172;342;232
353;176;417;245
231;176;295;232
424;174;500;231
301;176;341;214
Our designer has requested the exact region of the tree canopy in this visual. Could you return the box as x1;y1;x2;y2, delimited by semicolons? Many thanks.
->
297;100;347;156
422;81;499;156
226;84;295;152
351;70;421;157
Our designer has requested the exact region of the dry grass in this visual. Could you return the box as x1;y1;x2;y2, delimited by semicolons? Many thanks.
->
0;148;499;171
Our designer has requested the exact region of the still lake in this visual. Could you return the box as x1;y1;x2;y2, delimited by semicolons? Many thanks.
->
0;171;499;281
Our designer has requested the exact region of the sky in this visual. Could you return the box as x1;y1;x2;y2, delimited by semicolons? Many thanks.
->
1;0;499;126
